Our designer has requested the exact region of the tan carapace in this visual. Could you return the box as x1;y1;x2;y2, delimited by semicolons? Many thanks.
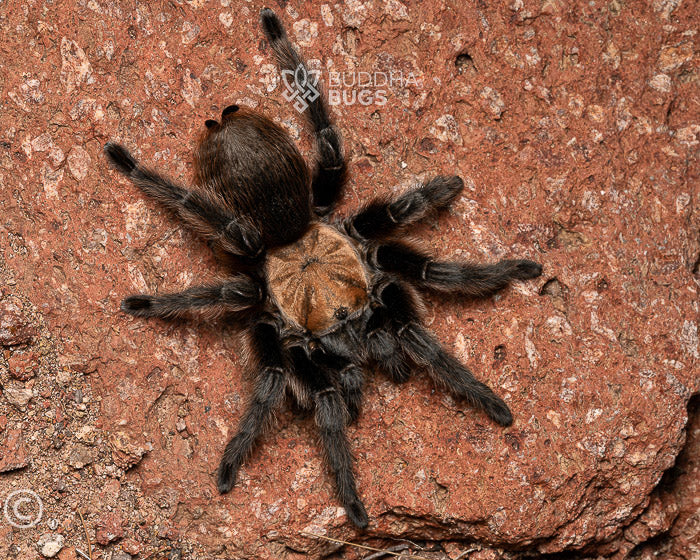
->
266;224;369;333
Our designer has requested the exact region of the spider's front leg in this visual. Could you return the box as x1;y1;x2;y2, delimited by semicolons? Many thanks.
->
104;143;263;260
370;241;542;297
308;343;364;424
217;320;287;493
364;302;412;383
122;274;262;320
289;345;369;529
374;281;513;426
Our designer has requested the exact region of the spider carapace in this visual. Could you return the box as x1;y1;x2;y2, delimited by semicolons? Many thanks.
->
267;223;369;333
105;8;543;529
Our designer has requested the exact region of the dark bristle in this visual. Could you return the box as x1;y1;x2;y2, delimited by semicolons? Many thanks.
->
260;8;285;41
347;501;369;529
205;119;219;129
104;142;136;174
121;295;152;313
490;401;514;427
222;104;239;117
424;175;465;208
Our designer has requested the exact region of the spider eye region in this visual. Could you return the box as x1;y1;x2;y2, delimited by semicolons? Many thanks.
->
334;306;349;320
266;224;368;333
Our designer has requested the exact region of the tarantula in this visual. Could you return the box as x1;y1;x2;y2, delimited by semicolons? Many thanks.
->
104;8;542;529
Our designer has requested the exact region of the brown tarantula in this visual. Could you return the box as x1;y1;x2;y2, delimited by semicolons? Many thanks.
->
104;8;542;528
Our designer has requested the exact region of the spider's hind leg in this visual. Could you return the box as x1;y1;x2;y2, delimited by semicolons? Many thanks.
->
260;8;346;215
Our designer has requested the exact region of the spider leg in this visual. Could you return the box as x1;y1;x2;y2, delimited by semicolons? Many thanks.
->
347;176;464;239
365;304;411;383
376;281;513;426
289;346;368;528
370;241;542;297
260;8;346;216
315;388;368;528
338;364;363;424
121;275;262;320
309;345;364;424
217;320;287;493
104;142;263;260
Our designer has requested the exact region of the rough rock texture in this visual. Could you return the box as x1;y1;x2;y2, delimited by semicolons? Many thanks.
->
0;1;697;559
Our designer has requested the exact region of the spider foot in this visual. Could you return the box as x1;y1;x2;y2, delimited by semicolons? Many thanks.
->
485;397;513;427
422;175;464;208
506;259;543;280
104;142;136;174
121;295;153;315
345;499;369;529
260;8;285;41
216;459;239;494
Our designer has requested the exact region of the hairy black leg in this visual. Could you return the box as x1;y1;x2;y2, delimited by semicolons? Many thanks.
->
121;275;262;320
290;346;368;528
308;345;364;428
104;142;263;260
338;364;363;423
377;281;513;426
347;176;464;239
401;323;512;426
317;326;366;420
218;321;287;493
365;304;411;383
370;241;542;297
315;388;368;527
260;8;346;215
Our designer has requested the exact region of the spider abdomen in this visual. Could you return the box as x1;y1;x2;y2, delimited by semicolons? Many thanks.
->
266;224;369;333
194;108;312;247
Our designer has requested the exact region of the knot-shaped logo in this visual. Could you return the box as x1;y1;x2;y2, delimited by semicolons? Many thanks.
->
281;64;320;113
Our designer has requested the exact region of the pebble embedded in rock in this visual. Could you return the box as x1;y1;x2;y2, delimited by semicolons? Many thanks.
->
37;533;64;558
0;300;38;346
0;429;28;472
67;444;97;469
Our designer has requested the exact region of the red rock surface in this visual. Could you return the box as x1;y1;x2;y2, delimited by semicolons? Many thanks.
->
0;429;28;473
0;1;697;559
0;299;39;346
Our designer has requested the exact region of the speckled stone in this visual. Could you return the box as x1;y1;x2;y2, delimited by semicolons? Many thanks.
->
0;1;697;559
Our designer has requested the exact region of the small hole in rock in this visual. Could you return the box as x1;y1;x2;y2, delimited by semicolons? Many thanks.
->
455;52;476;74
539;277;562;297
